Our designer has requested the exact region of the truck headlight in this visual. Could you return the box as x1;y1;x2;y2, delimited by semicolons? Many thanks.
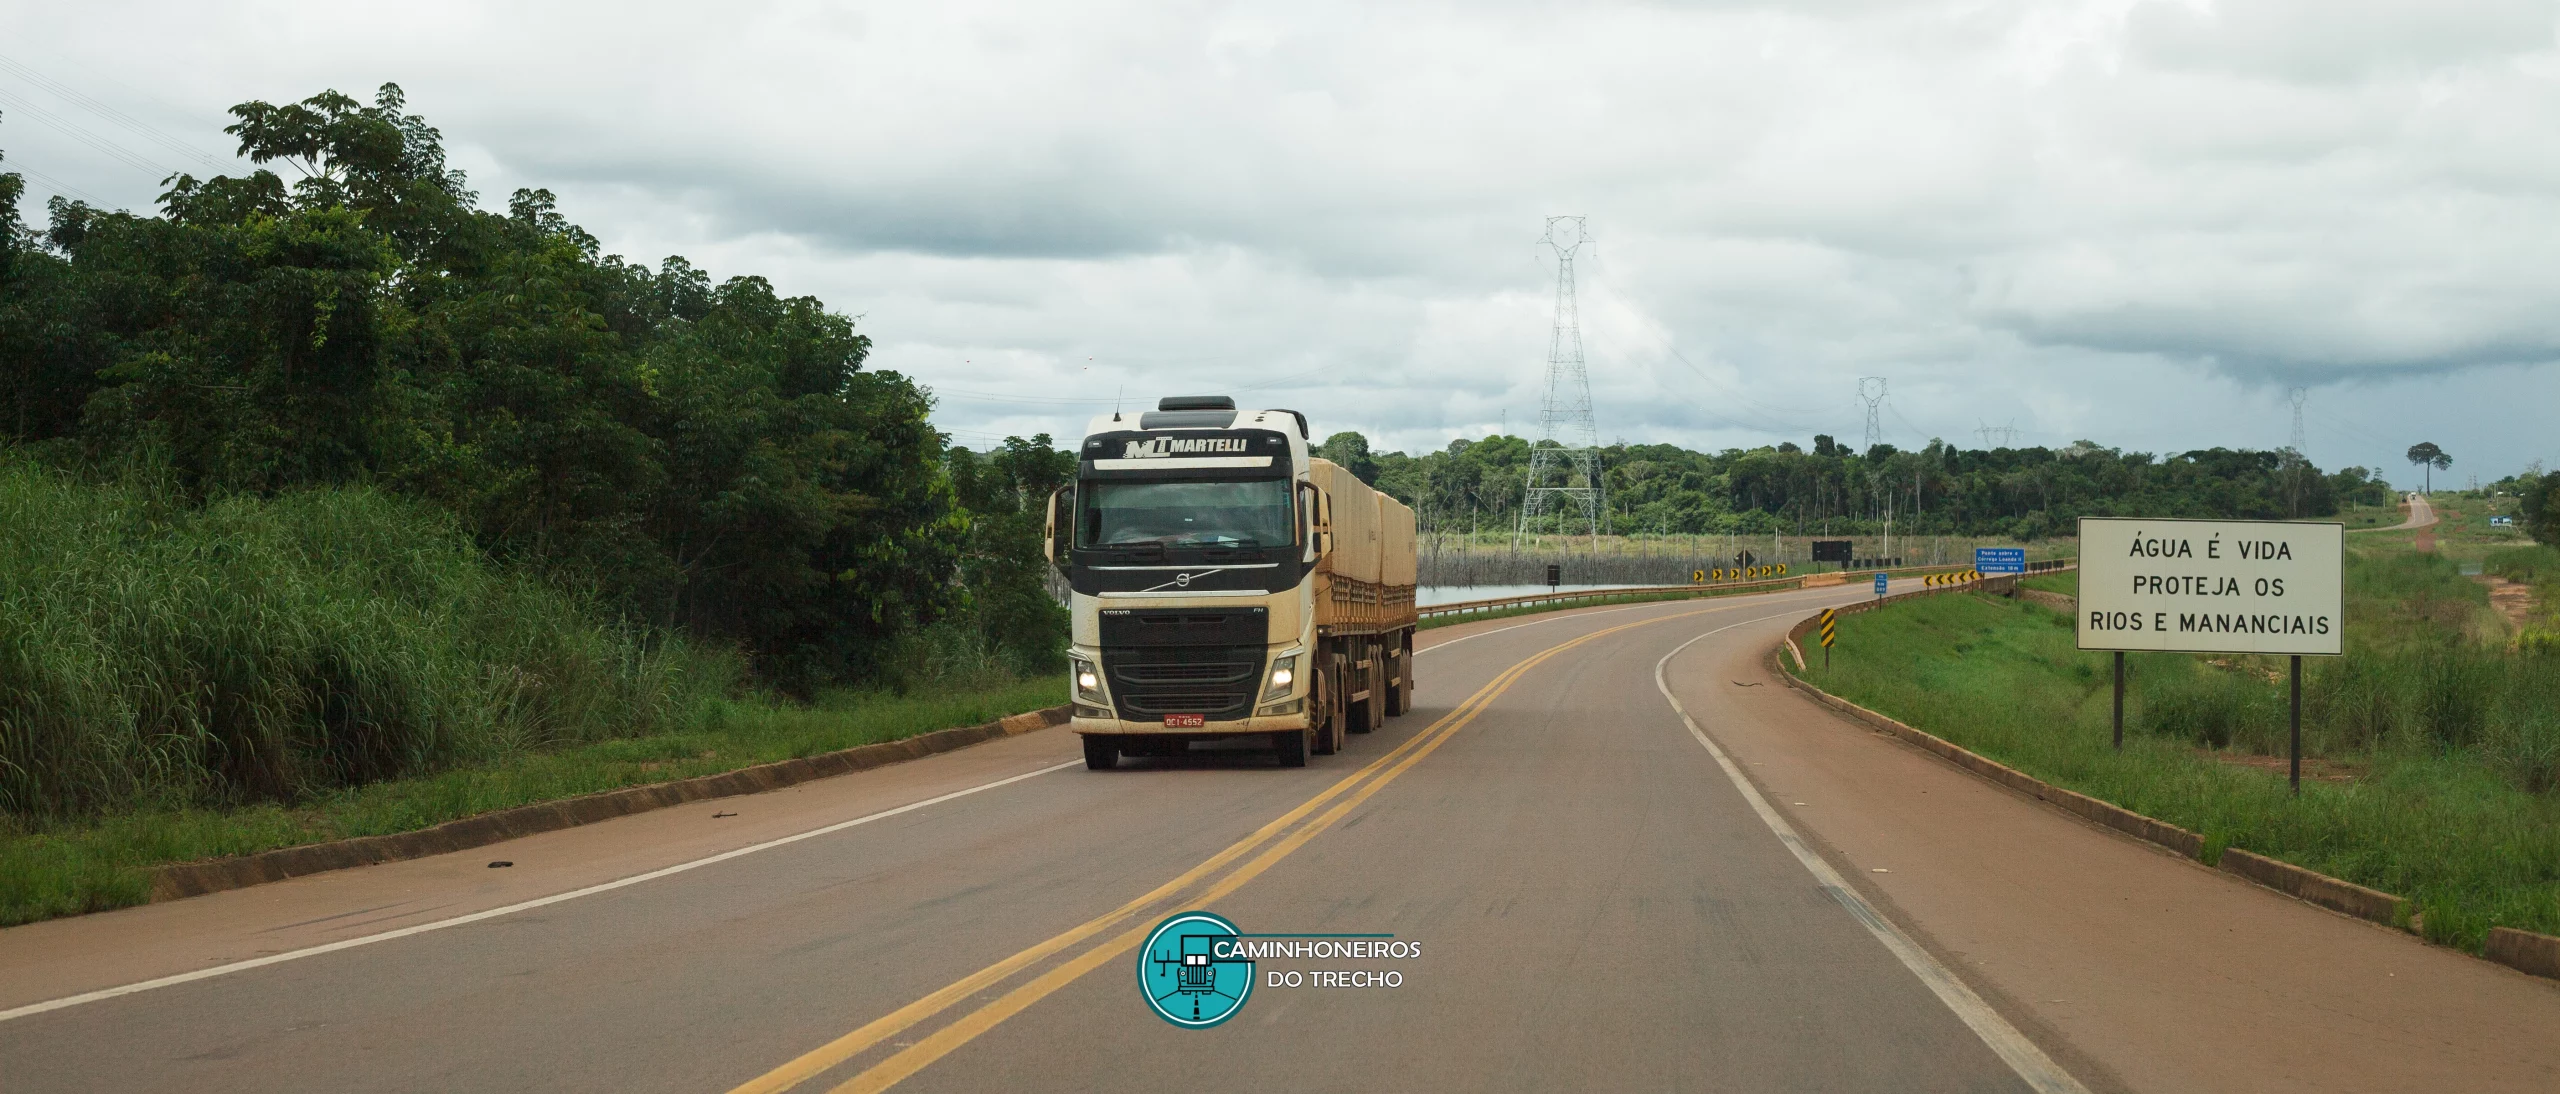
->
1073;658;1105;702
1261;655;1298;703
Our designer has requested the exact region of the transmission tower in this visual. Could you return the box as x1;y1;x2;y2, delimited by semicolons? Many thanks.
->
1857;378;1888;454
1973;420;2019;449
1519;216;1604;544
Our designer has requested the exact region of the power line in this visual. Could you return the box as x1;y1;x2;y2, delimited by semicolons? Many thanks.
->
0;89;175;180
1659;345;1826;433
0;51;231;173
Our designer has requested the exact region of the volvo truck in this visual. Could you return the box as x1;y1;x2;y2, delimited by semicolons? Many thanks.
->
1044;396;1419;769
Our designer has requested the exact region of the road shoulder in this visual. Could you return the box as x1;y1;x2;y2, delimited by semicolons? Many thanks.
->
0;726;1085;1015
1667;619;2560;1094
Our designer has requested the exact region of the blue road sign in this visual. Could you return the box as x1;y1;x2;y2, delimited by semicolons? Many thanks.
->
1975;547;2026;575
1873;572;1888;597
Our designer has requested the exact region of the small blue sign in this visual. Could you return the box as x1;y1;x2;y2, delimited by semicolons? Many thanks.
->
1975;547;2026;575
1873;572;1889;597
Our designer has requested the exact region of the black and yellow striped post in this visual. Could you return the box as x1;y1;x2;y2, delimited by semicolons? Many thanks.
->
1817;608;1837;670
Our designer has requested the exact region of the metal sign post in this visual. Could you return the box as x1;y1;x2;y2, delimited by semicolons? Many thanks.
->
2076;518;2343;793
2112;652;2125;751
2290;655;2303;793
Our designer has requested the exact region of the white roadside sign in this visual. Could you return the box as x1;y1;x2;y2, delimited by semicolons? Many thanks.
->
2077;517;2343;656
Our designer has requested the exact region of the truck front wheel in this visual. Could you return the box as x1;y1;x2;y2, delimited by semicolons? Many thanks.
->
1082;735;1119;771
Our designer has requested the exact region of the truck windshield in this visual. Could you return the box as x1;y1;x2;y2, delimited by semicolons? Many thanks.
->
1079;479;1294;549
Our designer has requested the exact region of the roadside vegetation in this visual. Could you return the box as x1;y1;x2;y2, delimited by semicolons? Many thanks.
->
0;89;1071;925
1796;543;2560;952
0;677;1056;925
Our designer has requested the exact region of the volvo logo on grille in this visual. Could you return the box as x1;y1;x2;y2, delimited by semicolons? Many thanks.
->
1174;572;1192;586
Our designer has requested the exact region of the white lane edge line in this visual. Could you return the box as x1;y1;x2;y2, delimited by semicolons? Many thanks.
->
1652;628;2090;1094
0;759;1084;1025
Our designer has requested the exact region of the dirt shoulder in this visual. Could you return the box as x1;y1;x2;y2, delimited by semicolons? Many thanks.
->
1675;623;2560;1094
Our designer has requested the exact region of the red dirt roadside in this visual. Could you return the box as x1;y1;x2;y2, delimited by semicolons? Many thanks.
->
1666;618;2560;1094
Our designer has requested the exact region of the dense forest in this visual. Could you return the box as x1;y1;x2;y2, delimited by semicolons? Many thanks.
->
1;86;1065;695
1314;431;2402;540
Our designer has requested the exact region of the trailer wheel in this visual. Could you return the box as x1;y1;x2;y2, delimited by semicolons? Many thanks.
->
1082;735;1119;771
1385;630;1414;716
1275;728;1308;767
1353;641;1386;734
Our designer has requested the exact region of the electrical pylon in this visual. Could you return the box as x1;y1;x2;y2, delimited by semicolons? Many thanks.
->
1858;377;1888;454
1518;216;1604;544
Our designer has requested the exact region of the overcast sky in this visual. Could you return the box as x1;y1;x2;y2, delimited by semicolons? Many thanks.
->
7;1;2558;484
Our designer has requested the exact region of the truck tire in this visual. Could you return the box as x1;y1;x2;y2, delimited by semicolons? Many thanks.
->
1323;655;1350;744
1082;735;1118;771
1385;630;1414;716
1355;641;1386;734
1311;669;1340;756
1275;728;1308;767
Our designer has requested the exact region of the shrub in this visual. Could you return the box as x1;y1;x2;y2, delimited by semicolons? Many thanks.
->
0;457;734;818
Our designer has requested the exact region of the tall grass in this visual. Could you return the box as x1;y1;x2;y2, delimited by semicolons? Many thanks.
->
0;458;736;820
2485;543;2560;585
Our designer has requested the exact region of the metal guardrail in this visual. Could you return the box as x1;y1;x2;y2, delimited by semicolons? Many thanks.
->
1417;580;1794;621
1419;557;2083;623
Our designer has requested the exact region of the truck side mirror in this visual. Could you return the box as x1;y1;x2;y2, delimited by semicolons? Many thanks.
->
1299;482;1332;563
1316;489;1334;559
1044;487;1071;570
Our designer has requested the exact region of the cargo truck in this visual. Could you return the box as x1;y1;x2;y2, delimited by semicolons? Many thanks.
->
1044;396;1419;769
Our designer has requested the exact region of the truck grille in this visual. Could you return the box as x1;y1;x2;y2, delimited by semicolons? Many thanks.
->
1114;661;1258;685
1105;645;1263;721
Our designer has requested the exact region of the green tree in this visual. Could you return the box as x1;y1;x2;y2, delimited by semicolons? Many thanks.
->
1316;430;1378;483
1;85;982;690
2406;442;2450;494
2521;470;2560;548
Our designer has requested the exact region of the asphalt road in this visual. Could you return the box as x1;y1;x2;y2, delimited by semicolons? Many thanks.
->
6;575;2554;1092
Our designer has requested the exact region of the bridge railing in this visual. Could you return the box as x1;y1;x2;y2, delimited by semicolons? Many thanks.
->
1417;580;1794;621
1421;558;2082;623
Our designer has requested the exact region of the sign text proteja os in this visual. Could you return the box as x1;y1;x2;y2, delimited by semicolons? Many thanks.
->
2075;518;2342;657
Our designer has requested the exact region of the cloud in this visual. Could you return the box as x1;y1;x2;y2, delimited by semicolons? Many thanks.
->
4;0;2558;476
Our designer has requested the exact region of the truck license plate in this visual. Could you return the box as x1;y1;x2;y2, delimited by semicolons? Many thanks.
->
1164;713;1206;728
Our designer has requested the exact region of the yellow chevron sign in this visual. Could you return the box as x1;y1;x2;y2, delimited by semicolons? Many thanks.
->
1818;608;1837;648
1923;570;1983;587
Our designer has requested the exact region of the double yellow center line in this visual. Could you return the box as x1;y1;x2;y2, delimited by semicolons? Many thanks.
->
730;604;1728;1094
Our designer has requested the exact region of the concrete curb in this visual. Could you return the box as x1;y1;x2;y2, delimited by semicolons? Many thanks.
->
2215;849;2408;927
1772;602;2560;983
147;705;1072;903
2485;927;2560;980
